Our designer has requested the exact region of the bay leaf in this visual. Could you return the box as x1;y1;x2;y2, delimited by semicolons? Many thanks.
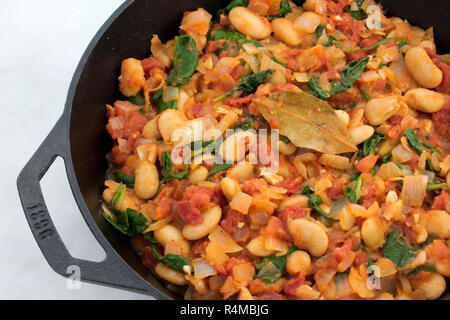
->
253;91;357;154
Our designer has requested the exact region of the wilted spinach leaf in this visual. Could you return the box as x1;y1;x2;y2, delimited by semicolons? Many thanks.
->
153;89;177;113
167;35;199;84
383;230;416;267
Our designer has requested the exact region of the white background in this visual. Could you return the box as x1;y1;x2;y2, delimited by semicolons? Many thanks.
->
0;0;153;299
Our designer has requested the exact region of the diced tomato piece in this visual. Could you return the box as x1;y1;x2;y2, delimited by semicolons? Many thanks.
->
230;64;244;81
141;57;165;75
333;238;353;263
221;208;246;235
278;206;307;223
142;246;159;269
327;0;351;14
353;251;368;268
154;189;173;220
192;238;209;256
334;13;364;44
265;216;293;243
433;100;450;136
227;94;255;108
276;177;303;195
327;178;345;200
177;201;204;225
206;40;224;53
432;191;449;211
355;155;379;173
283;272;306;298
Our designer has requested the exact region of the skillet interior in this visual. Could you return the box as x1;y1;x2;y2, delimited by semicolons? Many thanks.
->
68;0;450;299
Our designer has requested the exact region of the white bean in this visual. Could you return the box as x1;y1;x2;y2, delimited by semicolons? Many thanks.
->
278;195;309;212
272;18;301;46
425;210;450;238
227;163;255;181
335;110;350;127
287;219;328;257
118;58;145;97
154;263;187;285
286;250;311;275
365;97;400;126
229;7;271;39
349;125;375;146
404;88;445;113
182;206;222;240
361;216;385;249
188;166;209;185
143;118;161;140
278;140;297;156
134;160;159;200
247;236;276;257
220;177;241;201
413;273;446;300
157;109;187;143
219;131;257;163
154;224;190;257
405;47;443;88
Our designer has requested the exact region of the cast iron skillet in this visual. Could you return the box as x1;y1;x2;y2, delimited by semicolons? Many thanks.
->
17;0;450;300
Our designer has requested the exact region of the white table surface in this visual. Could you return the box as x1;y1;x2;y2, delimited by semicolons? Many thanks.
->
0;0;153;300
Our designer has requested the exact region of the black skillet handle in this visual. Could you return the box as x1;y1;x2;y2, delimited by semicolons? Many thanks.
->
17;117;156;295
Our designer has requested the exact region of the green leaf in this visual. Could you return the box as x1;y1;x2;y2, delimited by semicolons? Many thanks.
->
383;230;416;267
423;142;440;154
363;133;385;156
330;57;369;96
104;208;147;237
127;91;146;106
211;29;245;42
301;186;335;220
207;163;233;180
161;151;189;183
214;69;274;102
114;171;135;188
342;38;407;52
345;174;362;204
151;245;190;273
315;24;326;39
307;57;369;100
306;76;330;100
271;0;291;18
109;183;126;212
404;128;422;153
167;35;199;84
233;114;256;132
407;263;436;276
144;232;159;245
255;247;296;284
153;89;177;114
217;0;249;17
381;153;391;163
280;136;291;144
359;89;371;101
427;183;447;191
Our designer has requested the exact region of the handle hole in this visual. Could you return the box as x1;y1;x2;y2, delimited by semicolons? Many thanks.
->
41;157;106;262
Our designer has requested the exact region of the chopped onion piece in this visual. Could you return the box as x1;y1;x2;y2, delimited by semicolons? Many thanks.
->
295;12;322;33
208;226;243;253
392;144;415;163
230;192;253;214
144;213;174;233
377;162;403;180
401;175;428;207
162;86;179;103
193;259;217;279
